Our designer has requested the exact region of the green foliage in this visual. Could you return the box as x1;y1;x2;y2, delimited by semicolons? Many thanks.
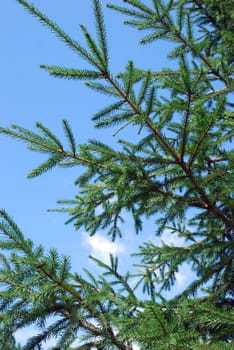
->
1;0;234;349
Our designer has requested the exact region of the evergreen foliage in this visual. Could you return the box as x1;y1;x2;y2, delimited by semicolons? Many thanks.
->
0;0;234;349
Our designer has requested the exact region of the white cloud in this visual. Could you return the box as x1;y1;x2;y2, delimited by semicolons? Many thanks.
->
82;232;125;263
175;263;195;289
163;263;196;301
160;229;184;247
15;328;34;344
15;327;57;349
175;270;188;289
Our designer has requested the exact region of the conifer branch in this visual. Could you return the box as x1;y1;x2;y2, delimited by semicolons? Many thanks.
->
180;91;191;161
16;0;104;70
192;0;221;30
40;65;103;80
93;0;109;68
99;71;234;229
14;1;232;231
111;0;229;85
1;0;233;347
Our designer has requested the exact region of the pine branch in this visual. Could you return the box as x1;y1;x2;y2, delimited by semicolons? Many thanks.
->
180;91;192;161
40;65;103;80
80;24;107;70
16;0;104;70
121;0;154;15
93;0;109;68
62;119;77;155
1;0;234;347
0;210;132;350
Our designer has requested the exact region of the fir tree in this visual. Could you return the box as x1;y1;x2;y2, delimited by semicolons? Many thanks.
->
0;0;234;349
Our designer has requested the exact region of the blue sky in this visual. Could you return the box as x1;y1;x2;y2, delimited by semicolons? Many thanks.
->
1;1;193;348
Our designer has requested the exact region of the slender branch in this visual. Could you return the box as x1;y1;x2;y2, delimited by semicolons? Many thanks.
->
38;262;131;350
106;73;183;163
107;326;132;350
140;185;207;211
180;91;191;161
159;15;228;85
188;122;214;167
78;319;103;337
180;165;234;228
38;263;83;302
85;147;174;165
149;306;167;336
192;0;221;30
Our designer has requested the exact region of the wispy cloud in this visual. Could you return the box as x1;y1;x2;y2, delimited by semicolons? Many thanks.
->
82;232;125;263
15;327;57;349
175;263;194;288
160;229;185;246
